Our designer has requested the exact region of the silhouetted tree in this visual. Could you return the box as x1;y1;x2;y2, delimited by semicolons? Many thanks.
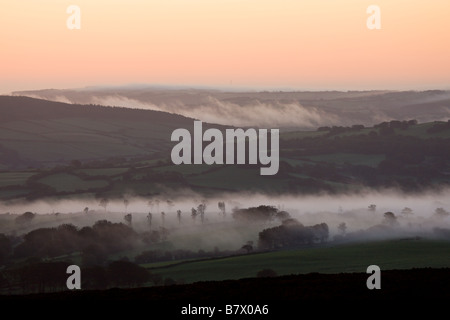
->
383;212;399;227
147;212;152;228
218;201;226;217
191;208;198;222
177;210;182;224
241;241;253;253
338;222;347;236
257;269;277;278
124;213;132;226
434;208;449;219
15;212;35;225
197;203;206;224
401;207;413;216
99;198;109;212
107;260;149;287
161;211;165;226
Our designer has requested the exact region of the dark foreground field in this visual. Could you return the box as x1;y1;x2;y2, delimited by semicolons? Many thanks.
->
2;268;449;318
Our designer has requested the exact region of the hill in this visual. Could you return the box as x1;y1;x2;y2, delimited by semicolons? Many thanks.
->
0;96;449;199
0;95;201;169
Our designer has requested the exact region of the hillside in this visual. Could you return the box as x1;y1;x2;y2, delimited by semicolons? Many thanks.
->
0;96;449;200
13;87;450;129
0;96;198;169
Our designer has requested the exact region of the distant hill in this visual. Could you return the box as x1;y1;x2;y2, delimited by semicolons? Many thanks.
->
0;95;449;199
0;96;200;169
13;87;450;129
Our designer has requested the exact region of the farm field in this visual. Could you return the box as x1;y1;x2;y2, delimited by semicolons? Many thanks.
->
148;239;450;284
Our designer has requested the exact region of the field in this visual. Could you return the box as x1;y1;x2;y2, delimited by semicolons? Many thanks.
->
148;238;450;284
0;172;35;187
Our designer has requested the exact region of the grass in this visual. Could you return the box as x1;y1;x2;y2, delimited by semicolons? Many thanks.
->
38;173;109;192
189;166;289;191
0;172;35;187
303;153;386;167
76;168;129;177
150;239;450;284
153;164;216;175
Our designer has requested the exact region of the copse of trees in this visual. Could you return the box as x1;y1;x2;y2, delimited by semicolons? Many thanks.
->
0;259;154;294
13;220;139;261
232;205;291;222
258;219;329;249
0;234;12;265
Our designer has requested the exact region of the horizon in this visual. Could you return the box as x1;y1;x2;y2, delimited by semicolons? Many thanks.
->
1;1;450;94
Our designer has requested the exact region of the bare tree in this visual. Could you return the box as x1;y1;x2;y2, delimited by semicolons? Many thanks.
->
161;211;166;226
401;207;413;216
177;210;182;224
124;198;130;213
338;222;347;236
191;208;198;222
218;201;226;218
99;198;109;212
434;208;449;219
124;213;132;226
147;212;152;228
241;241;253;253
197;203;206;224
383;212;399;227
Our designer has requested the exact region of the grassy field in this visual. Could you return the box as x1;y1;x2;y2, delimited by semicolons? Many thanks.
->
38;173;109;192
302;153;386;167
0;172;35;187
76;168;129;177
188;166;290;191
148;239;450;284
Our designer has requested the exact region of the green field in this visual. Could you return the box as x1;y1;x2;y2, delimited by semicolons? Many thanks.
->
189;166;289;191
149;239;450;284
0;172;35;187
76;168;129;177
303;153;386;167
38;173;109;192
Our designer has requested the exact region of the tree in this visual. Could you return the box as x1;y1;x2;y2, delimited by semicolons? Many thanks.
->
383;212;399;227
401;207;413;216
161;211;165;226
241;241;253;253
15;212;35;225
83;207;89;214
123;198;130;213
256;269;277;278
177;210;182;224
338;222;347;236
434;208;449;219
124;214;132;226
191;208;198;222
107;261;149;287
197;203;206;224
99;198;109;212
218;201;226;217
147;212;152;228
0;233;12;265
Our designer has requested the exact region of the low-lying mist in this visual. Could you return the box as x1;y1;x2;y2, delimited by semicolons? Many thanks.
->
1;189;449;252
15;88;450;129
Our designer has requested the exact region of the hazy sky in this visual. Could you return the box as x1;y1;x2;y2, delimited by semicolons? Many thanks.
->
1;0;450;94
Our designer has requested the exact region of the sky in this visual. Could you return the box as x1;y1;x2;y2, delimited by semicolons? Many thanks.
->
1;0;450;94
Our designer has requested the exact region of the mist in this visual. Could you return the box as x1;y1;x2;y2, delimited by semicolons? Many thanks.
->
1;188;449;252
14;88;450;129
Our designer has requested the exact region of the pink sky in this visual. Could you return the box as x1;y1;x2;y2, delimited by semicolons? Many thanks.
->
1;0;450;93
